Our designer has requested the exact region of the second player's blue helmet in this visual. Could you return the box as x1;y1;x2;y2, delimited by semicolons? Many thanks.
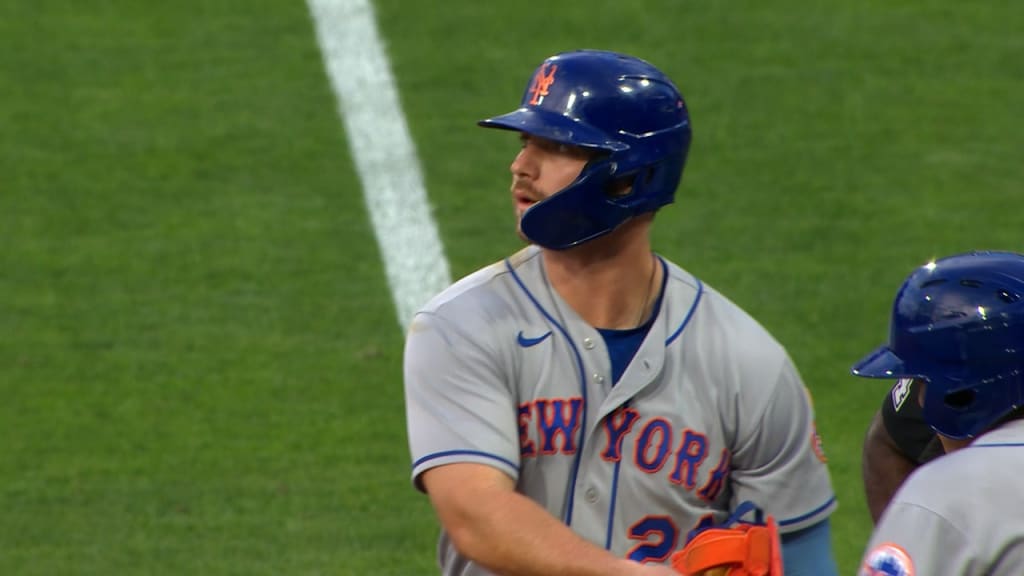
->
851;251;1024;439
479;49;691;250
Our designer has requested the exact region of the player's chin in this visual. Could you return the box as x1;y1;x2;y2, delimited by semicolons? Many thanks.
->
516;224;531;245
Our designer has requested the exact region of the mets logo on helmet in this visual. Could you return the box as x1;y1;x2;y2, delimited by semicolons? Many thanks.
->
860;542;915;576
528;63;557;105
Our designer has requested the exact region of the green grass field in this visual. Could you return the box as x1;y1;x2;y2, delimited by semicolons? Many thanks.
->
2;1;1023;574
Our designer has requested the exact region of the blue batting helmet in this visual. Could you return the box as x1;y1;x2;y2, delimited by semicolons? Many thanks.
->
479;49;691;250
851;251;1024;439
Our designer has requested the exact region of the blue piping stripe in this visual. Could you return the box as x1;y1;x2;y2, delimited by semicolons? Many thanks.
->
413;449;518;472
778;496;837;527
971;442;1024;448
506;258;588;526
665;278;704;346
604;400;634;549
605;458;623;549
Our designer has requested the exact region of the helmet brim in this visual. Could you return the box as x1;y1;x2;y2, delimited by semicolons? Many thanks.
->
851;345;908;378
479;107;629;152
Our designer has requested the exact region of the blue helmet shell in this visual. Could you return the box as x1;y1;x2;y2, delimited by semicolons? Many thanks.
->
852;251;1024;439
479;49;691;249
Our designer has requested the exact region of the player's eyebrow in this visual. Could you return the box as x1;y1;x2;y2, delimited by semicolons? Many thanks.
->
520;133;592;158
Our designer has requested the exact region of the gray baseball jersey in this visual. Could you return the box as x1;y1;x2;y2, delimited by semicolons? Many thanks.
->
859;418;1024;576
404;246;836;574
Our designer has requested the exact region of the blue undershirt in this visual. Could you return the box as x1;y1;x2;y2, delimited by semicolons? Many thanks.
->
597;259;667;385
596;323;650;384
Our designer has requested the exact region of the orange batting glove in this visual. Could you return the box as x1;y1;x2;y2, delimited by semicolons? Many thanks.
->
669;502;783;576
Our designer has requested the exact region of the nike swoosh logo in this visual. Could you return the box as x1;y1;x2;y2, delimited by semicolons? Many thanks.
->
516;330;552;348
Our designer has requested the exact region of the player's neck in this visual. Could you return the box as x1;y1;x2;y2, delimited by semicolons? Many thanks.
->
938;435;971;453
542;218;660;330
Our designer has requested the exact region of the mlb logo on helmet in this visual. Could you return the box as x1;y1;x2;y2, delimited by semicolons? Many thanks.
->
860;543;914;576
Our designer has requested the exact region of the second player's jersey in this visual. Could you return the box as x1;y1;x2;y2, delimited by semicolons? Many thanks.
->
404;246;836;574
860;419;1024;576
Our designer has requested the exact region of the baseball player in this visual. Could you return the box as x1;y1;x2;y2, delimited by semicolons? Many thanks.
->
861;376;943;523
404;49;837;576
852;251;1024;575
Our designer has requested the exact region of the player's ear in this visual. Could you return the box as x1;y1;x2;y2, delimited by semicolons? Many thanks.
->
605;175;634;198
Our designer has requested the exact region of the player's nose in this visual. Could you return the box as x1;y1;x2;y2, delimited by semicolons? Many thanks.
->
510;145;538;180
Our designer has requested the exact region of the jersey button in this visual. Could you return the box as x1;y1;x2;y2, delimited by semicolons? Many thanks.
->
593;374;605;384
584;488;598;503
583;338;595;350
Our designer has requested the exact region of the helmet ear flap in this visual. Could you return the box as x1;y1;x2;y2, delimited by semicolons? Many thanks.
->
603;169;636;199
943;388;976;410
623;153;685;213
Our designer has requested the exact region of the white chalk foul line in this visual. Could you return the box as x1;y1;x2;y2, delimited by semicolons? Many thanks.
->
307;0;451;329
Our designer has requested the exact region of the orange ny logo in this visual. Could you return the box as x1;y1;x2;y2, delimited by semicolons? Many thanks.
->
528;64;558;105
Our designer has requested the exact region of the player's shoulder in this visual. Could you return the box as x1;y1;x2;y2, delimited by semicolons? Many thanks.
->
416;245;541;322
886;450;984;529
892;423;1022;512
661;257;786;356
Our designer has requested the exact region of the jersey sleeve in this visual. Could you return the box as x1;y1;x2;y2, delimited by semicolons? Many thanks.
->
403;310;520;490
860;502;971;576
880;378;944;465
728;358;837;533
